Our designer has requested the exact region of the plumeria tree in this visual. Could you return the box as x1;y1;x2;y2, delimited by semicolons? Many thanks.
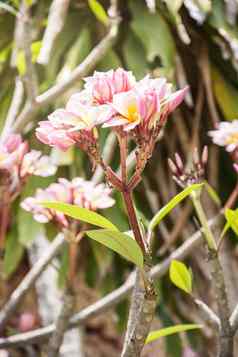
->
2;1;238;357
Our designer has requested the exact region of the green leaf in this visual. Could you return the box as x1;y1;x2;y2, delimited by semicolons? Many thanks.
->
0;2;18;16
224;208;238;236
164;0;184;14
3;226;24;278
97;49;121;70
169;260;192;294
129;0;175;70
204;181;221;206
18;207;43;247
16;50;26;76
41;201;118;231
149;183;203;231
212;67;238;120
31;41;42;63
145;324;202;344
86;229;144;267
123;30;148;79
88;0;109;26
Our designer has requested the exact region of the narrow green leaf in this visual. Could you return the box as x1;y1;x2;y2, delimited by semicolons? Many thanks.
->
41;201;118;231
145;324;202;344
129;0;175;70
149;183;203;231
86;229;144;267
169;260;192;294
18;207;43;247
204;181;221;206
16;50;26;76
31;41;42;63
0;2;18;16
224;208;238;236
88;0;109;26
3;227;24;278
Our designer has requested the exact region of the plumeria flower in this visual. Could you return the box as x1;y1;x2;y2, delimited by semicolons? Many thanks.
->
84;68;136;104
35;69;188;169
104;79;188;136
0;134;28;172
208;120;238;152
36;100;112;152
0;134;57;199
21;178;115;228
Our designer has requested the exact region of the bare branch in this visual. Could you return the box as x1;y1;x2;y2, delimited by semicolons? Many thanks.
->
0;234;66;330
48;286;74;357
1;77;24;140
20;1;38;101
37;0;70;65
194;298;221;331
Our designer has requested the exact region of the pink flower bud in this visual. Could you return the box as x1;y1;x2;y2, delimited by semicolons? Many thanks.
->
18;312;36;332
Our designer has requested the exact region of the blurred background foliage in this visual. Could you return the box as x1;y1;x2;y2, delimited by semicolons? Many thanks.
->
1;0;238;356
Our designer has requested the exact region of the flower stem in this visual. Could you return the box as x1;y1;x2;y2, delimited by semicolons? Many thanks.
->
122;190;146;254
191;190;217;251
118;133;127;184
191;190;233;357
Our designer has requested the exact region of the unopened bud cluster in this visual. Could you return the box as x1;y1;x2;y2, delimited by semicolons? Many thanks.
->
168;147;208;188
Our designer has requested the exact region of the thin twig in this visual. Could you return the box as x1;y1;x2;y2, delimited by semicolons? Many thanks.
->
1;77;24;140
37;0;70;65
48;285;75;357
0;234;66;330
20;1;38;101
194;298;221;331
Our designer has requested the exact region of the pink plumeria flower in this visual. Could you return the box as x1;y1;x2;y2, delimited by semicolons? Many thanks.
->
0;134;28;171
84;68;136;104
21;150;57;177
103;77;188;133
72;178;115;210
36;98;112;151
0;134;57;201
21;178;115;228
208;120;238;152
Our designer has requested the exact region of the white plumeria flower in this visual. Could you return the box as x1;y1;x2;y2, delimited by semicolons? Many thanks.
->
208;120;238;152
21;150;57;177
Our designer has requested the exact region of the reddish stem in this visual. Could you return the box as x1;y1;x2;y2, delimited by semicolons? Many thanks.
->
222;182;238;212
122;189;146;254
118;133;127;183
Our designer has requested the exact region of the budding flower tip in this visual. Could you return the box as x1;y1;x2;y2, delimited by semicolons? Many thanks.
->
174;152;184;171
193;147;200;166
168;158;178;175
233;163;238;173
202;146;208;165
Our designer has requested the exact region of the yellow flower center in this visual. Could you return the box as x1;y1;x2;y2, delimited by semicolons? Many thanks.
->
226;133;238;145
126;104;140;123
0;152;6;163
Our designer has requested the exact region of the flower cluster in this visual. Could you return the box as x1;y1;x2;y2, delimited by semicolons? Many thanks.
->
21;178;114;228
208;120;238;152
0;134;56;199
36;68;188;155
168;147;208;188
